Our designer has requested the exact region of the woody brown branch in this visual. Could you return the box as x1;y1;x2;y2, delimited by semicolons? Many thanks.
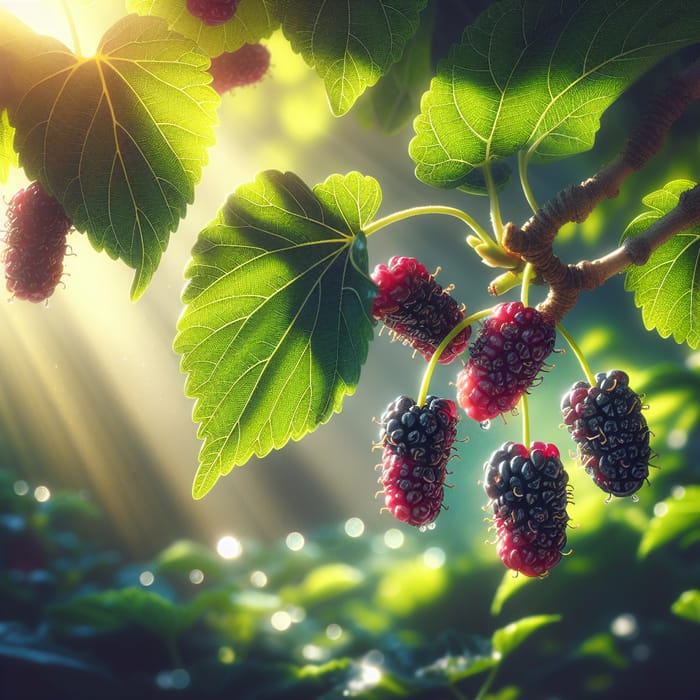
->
503;57;700;322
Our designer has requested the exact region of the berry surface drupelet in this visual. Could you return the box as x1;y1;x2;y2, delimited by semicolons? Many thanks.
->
377;395;459;527
456;301;556;422
371;256;471;364
208;43;271;95
483;441;571;577
561;369;651;497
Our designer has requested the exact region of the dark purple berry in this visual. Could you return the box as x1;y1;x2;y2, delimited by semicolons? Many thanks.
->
484;441;570;577
561;370;651;497
377;394;459;527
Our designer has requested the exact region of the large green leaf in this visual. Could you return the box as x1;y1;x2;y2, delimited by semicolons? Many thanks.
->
622;180;700;349
175;170;378;499
410;0;700;189
5;14;218;299
638;485;700;558
126;0;278;56
275;0;427;116
354;3;435;134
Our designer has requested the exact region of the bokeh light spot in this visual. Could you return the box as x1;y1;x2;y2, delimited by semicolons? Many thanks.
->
285;531;305;551
13;480;29;496
216;535;242;559
250;570;268;588
189;568;204;585
344;517;365;538
271;610;292;631
34;485;51;502
326;623;342;640
383;528;404;549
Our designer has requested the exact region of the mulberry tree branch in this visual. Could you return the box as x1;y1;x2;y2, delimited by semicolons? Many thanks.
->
503;58;700;322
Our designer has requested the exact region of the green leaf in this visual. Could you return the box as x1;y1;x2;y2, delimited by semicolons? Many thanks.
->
410;0;700;189
49;587;201;643
672;590;700;624
418;652;498;684
0;109;17;183
175;170;378;498
7;14;218;300
491;614;561;659
281;563;365;606
154;538;228;578
354;4;435;134
490;568;535;616
275;0;428;116
622;180;700;349
126;0;278;56
638;485;700;558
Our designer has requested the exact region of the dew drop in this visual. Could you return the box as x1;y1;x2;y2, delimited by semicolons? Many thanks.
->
479;420;491;430
631;494;639;503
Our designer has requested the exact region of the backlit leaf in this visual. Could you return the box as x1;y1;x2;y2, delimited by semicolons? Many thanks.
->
175;170;378;499
354;4;435;134
638;485;700;558
126;0;278;56
6;14;218;299
410;0;700;188
492;614;561;659
275;0;428;116
0;110;17;184
622;180;700;349
672;590;700;624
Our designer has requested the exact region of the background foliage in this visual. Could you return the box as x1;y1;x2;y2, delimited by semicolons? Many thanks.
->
1;0;700;698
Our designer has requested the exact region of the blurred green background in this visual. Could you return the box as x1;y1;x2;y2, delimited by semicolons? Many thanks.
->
1;1;699;698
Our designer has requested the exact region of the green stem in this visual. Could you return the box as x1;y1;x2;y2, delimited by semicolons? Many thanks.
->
521;392;531;449
364;204;491;244
483;162;504;244
518;150;539;213
519;261;535;448
447;684;470;700
417;308;494;406
520;262;534;307
59;0;82;56
474;664;500;700
557;323;596;386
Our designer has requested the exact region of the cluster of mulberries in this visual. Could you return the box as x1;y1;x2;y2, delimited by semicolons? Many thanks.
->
369;253;656;578
2;181;72;303
377;395;459;527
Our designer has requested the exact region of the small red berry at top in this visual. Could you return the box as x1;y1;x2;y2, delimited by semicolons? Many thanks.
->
186;0;240;27
208;44;271;95
2;181;73;303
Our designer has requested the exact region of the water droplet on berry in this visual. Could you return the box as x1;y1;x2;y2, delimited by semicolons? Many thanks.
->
631;494;639;503
479;420;491;430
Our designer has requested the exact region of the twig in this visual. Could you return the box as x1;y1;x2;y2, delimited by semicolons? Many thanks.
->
503;57;700;322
